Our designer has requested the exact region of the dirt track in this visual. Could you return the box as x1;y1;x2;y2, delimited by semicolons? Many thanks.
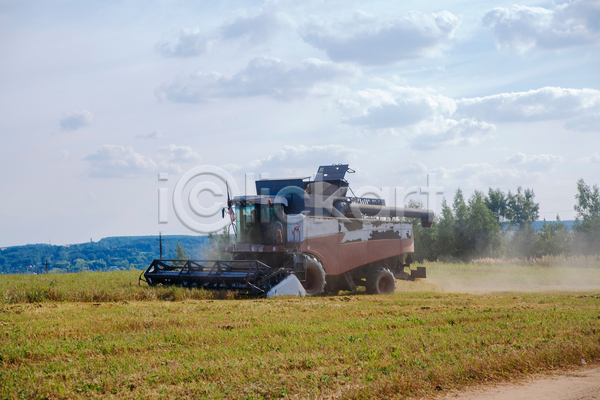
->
441;367;600;400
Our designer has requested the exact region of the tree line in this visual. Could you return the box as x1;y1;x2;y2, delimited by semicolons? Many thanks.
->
412;179;599;262
0;235;209;274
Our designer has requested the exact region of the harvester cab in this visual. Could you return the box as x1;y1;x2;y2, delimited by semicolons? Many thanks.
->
142;164;433;297
232;195;287;245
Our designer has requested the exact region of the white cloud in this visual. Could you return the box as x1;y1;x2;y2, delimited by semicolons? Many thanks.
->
339;84;599;147
410;118;496;150
136;131;164;139
503;152;564;172
155;29;212;58
249;144;361;177
456;87;600;127
155;57;356;102
482;0;600;53
338;84;496;149
84;145;160;178
156;12;291;58
84;144;195;178
158;144;200;163
220;12;291;44
398;162;428;175
339;85;456;129
59;110;93;131
433;163;524;186
59;150;71;160
563;114;600;132
86;191;98;204
301;10;460;65
577;152;600;164
343;86;600;132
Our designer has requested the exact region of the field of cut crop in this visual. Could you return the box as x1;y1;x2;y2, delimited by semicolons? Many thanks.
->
1;262;600;399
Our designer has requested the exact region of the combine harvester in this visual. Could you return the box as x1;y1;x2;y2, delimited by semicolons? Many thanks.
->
142;165;433;297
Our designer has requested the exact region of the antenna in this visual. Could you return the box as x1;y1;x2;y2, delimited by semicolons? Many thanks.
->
158;232;163;260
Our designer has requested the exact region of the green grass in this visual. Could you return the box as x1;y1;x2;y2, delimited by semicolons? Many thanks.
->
1;265;599;399
4;258;599;305
0;271;224;304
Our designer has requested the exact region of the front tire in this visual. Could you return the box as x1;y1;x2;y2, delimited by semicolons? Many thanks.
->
302;256;326;296
366;267;396;295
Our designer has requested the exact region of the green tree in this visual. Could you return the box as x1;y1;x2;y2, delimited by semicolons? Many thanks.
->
73;258;89;272
89;260;107;271
175;243;190;265
466;192;503;257
484;188;507;222
52;260;70;273
432;190;503;261
452;189;470;259
508;224;539;259
537;217;573;256
407;200;437;262
481;186;547;258
206;229;234;259
573;179;600;254
505;187;539;229
435;199;456;259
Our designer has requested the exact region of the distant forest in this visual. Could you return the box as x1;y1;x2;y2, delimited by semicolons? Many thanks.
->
0;235;210;275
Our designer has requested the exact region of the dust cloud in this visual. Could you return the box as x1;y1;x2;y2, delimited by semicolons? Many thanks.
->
395;279;445;293
404;261;600;294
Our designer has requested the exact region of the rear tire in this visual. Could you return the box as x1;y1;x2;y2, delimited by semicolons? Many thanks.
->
366;267;396;295
302;256;326;296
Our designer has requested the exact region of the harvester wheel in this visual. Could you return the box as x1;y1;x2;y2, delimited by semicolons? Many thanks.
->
302;256;326;296
366;267;396;295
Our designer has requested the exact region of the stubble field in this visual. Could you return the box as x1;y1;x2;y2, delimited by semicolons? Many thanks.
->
1;261;599;399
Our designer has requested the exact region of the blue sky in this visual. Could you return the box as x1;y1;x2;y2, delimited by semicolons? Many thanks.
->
1;0;599;246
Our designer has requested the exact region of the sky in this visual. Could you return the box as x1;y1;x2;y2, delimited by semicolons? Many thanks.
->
0;0;599;247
